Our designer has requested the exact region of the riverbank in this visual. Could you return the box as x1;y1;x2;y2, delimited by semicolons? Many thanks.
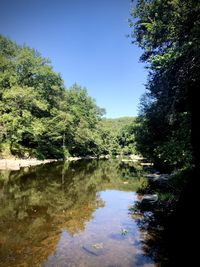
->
0;154;143;170
66;155;110;161
0;156;109;170
0;159;59;170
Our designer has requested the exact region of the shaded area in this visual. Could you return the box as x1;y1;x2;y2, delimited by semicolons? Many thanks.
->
129;166;199;266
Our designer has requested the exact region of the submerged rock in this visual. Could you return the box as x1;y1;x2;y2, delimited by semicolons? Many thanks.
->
82;244;107;256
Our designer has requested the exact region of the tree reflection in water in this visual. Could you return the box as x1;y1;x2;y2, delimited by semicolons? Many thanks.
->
0;159;152;267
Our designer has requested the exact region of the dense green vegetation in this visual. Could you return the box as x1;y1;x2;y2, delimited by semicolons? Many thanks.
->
0;35;136;159
100;117;136;156
129;1;200;265
129;0;200;172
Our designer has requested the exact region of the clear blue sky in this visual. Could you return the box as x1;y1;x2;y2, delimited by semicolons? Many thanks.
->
0;0;147;118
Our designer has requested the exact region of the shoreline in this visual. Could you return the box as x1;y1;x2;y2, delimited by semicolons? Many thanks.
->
0;154;143;171
0;159;59;171
0;156;109;170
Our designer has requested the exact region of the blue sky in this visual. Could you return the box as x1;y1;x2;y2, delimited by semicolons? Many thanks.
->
0;0;147;118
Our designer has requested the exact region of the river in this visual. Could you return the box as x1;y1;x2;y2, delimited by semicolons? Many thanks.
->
0;159;157;267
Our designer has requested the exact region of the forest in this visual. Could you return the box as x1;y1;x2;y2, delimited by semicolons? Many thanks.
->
1;0;199;174
129;0;199;265
0;34;136;159
129;0;200;173
0;0;199;170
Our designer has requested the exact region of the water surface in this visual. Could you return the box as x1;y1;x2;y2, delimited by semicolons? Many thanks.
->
0;160;156;267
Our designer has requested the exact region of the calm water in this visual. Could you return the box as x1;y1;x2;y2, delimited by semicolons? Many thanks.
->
0;160;156;267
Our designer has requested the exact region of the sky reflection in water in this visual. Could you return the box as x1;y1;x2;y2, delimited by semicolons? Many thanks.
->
0;160;156;267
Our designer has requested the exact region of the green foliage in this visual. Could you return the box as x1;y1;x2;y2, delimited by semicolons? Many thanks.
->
100;117;136;156
0;35;107;159
117;123;136;155
63;84;106;156
0;35;137;159
129;0;199;170
101;117;135;134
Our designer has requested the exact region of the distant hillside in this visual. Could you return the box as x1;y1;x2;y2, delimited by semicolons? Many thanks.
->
101;117;136;135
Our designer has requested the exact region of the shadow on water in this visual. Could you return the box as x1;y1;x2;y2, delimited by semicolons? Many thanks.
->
129;166;197;267
130;203;171;267
0;159;158;267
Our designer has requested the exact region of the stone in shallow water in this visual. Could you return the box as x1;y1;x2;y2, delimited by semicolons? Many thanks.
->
82;243;107;256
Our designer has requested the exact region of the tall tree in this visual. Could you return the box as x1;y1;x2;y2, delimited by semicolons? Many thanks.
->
129;0;200;170
129;0;200;264
64;84;106;156
0;36;106;158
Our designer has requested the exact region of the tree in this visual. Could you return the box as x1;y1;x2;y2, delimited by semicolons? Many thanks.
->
0;36;106;158
129;0;200;170
0;35;137;159
64;84;106;156
0;35;67;158
129;0;200;264
117;123;136;155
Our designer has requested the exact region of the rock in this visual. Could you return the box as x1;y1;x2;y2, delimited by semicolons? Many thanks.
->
145;173;170;184
92;243;103;249
141;194;158;205
82;243;107;256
